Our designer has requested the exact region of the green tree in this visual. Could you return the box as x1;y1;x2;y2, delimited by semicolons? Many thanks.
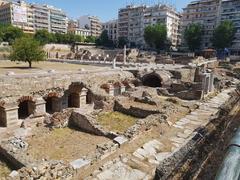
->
85;36;96;43
184;23;203;52
2;25;24;44
10;36;46;68
212;20;236;50
118;36;128;48
34;29;52;45
96;30;114;47
144;23;167;51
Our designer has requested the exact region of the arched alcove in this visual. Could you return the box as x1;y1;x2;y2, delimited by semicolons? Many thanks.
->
142;73;162;87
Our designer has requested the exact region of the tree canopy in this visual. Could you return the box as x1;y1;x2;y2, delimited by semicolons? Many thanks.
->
10;36;46;68
144;23;167;51
96;30;114;47
118;36;128;48
34;29;53;45
184;23;203;52
0;24;24;44
212;20;236;50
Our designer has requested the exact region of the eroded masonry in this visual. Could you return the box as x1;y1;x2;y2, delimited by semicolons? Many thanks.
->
0;57;240;180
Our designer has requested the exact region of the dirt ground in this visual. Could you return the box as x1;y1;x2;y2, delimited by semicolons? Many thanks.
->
26;127;110;162
0;161;11;178
97;112;137;133
0;60;108;74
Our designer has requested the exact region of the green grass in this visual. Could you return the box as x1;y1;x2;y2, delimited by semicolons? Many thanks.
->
97;112;137;133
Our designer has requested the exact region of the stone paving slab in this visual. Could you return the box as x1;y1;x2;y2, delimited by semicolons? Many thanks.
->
170;137;186;144
155;152;171;162
173;124;184;129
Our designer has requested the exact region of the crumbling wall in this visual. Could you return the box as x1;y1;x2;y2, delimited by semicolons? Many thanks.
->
69;111;114;138
114;101;160;118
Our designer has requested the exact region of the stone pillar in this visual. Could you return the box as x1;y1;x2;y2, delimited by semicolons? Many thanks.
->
120;84;126;94
34;98;46;116
209;73;214;92
80;88;88;108
112;58;116;69
5;106;19;127
108;84;115;96
123;45;127;65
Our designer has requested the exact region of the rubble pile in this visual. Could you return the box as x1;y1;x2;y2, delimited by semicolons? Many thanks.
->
8;137;28;151
45;109;73;128
10;161;74;180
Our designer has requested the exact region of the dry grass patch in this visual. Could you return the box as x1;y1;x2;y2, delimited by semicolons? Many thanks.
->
26;127;109;162
0;161;11;178
0;61;107;74
97;112;137;133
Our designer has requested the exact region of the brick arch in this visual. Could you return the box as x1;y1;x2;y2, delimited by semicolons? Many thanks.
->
46;92;62;98
68;82;84;94
18;96;35;104
17;96;36;119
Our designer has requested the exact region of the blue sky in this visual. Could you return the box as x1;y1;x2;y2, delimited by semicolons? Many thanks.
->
27;0;192;22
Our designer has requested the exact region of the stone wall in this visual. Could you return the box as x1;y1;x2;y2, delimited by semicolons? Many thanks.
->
69;111;114;138
114;101;160;118
155;89;240;180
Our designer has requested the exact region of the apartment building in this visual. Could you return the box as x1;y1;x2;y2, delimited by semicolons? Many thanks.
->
219;0;240;52
0;0;67;34
48;5;67;34
78;15;102;37
144;5;182;47
31;4;50;32
181;0;221;49
102;19;118;43
118;4;181;48
0;0;34;33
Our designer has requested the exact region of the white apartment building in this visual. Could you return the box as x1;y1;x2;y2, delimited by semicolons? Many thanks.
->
219;0;240;52
0;0;35;33
181;0;221;49
0;0;67;34
48;6;67;34
78;15;102;37
118;4;181;48
102;19;118;43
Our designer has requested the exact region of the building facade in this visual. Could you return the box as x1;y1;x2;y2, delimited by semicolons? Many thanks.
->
118;4;181;48
78;15;102;37
0;0;35;33
68;19;91;37
181;0;221;49
102;19;118;43
219;0;240;52
0;0;67;34
48;5;67;34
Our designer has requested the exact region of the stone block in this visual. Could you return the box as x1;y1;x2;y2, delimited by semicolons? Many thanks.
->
113;136;128;146
70;159;90;169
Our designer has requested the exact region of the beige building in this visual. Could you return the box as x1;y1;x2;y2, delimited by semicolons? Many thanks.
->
0;0;67;34
102;19;118;43
118;4;181;48
68;19;91;37
181;0;221;49
78;15;102;37
0;0;34;33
